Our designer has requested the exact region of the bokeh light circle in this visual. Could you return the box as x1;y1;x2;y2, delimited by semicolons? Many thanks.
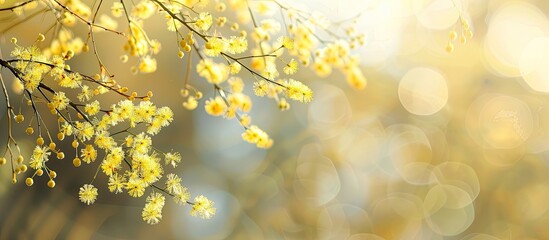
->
398;67;448;115
478;96;533;149
520;37;549;92
484;1;549;77
414;0;462;30
431;162;480;203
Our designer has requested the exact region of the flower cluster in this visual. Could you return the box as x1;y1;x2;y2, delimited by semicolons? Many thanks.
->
0;0;376;225
446;10;474;53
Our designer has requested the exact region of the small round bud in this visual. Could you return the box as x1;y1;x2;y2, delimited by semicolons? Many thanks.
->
82;44;90;52
460;35;467;44
17;155;23;164
56;152;65;160
445;42;454;53
12;174;17;184
0;157;6;165
147;91;153;98
49;142;56;151
47;179;56;188
73;158;81;167
179;39;187;49
183;44;192;52
178;51;184;58
465;29;473;39
19;164;27;173
72;139;79;148
36;169;44;176
231;23;239;31
15;114;24;123
449;31;457;41
181;89;189;97
195;91;203;99
26;127;34;135
216;2;226;11
57;132;65;141
25;177;34;186
11;37;17;44
49;170;57;178
64;50;74;60
37;137;45;146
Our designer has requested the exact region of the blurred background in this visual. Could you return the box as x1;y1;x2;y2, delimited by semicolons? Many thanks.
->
1;0;549;239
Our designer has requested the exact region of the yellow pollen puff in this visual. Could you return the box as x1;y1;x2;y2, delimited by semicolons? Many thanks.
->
204;96;227;116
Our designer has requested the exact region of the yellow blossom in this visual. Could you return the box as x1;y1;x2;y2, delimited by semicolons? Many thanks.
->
242;125;273;148
164;152;181;168
204;96;227;116
79;184;98;205
80;144;98;164
190;195;216;219
346;67;367;90
227;36;248;54
194;12;213;31
29;146;51;169
84;100;101;116
283;59;298;75
108;173;125;194
284;79;313;103
142;192;165;224
138;55;157;73
204;37;227;57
